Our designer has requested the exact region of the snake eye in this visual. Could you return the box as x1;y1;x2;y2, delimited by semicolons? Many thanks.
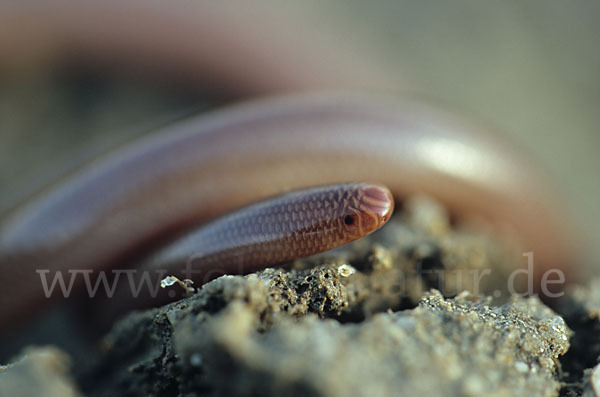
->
344;214;355;225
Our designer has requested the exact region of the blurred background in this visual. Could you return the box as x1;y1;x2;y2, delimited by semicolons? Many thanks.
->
1;0;598;267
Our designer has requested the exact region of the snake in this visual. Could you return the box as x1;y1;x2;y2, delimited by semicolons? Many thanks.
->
0;94;576;325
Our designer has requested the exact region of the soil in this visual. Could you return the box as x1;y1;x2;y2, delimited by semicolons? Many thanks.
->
0;196;597;396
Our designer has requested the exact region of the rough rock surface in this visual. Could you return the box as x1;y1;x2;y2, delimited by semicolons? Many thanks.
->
81;280;571;396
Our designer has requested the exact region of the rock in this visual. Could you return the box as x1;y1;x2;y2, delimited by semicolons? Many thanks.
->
0;346;79;397
89;272;570;396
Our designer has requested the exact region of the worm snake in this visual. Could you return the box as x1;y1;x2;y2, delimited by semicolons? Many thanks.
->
0;94;577;325
144;182;393;283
